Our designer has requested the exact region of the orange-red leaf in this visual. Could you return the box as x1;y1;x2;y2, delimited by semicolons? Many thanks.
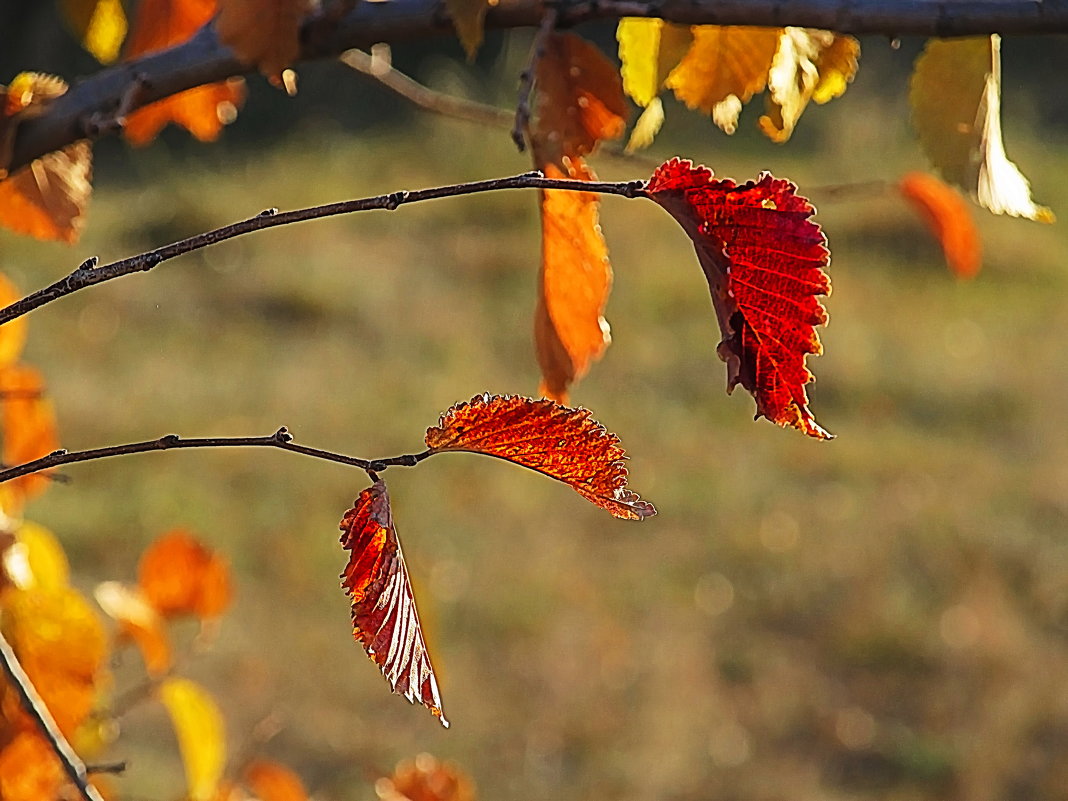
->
0;366;60;500
377;754;476;801
243;760;309;801
0;731;64;801
645;158;832;439
138;529;233;619
124;0;245;145
425;394;656;519
216;0;305;83
899;171;982;279
94;580;173;677
340;482;447;727
0;274;27;369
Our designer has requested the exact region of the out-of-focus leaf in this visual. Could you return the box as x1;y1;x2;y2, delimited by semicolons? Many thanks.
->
444;0;489;60
900;171;982;279
216;0;305;83
626;97;665;152
124;0;245;144
243;759;309;801
0;274;27;369
95;580;173;677
910;35;1053;222
425;394;657;519
377;753;476;801
138;528;233;619
666;27;781;134
4;521;70;591
0;365;60;500
645;158;832;438
0;731;64;801
340;481;448;727
61;0;129;63
158;677;226;801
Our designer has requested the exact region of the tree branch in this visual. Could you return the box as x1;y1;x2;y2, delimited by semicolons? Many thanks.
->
0;172;645;326
0;629;105;801
0;428;434;485
6;0;1067;174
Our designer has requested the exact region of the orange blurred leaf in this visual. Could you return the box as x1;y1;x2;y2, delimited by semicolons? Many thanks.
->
95;580;173;676
0;274;26;369
425;394;656;519
0;731;64;801
377;754;475;801
159;677;226;801
138;529;233;619
124;0;245;144
244;759;309;801
217;0;305;84
0;365;60;500
900;171;982;279
340;481;447;727
645;158;832;439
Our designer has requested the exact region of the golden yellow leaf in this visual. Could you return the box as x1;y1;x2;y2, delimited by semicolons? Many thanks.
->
910;35;1053;222
445;0;489;61
0;273;27;369
626;96;665;152
216;0;306;83
7;521;70;591
616;18;693;107
159;677;227;801
61;0;129;63
759;28;859;143
95;580;173;677
666;26;781;134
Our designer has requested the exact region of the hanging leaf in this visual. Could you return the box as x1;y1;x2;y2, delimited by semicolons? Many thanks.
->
137;529;233;620
910;35;1053;222
900;172;982;279
626;97;665;152
425;394;656;519
6;522;70;591
339;481;448;727
377;754;476;801
243;760;309;801
0;274;27;370
158;677;227;801
216;0;305;84
644;158;832;439
124;0;245;145
60;0;129;63
617;18;694;108
95;580;173;677
0;365;60;500
444;0;490;61
666;27;781;134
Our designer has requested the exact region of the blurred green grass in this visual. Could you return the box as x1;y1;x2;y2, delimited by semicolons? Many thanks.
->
3;34;1068;801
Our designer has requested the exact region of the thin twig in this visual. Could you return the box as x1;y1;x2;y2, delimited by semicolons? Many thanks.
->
86;761;128;775
0;629;105;801
0;172;646;328
512;6;559;152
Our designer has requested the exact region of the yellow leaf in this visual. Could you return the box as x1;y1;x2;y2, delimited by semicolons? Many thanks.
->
626;96;665;152
94;581;173;677
910;35;1053;222
158;677;226;801
759;28;859;143
666;26;781;134
445;0;489;60
61;0;129;63
9;522;70;591
617;18;693;107
0;273;27;369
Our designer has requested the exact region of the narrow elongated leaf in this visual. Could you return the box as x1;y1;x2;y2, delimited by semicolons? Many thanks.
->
425;394;656;519
340;481;447;727
0;274;27;369
158;677;226;801
900;172;982;279
645;158;832;439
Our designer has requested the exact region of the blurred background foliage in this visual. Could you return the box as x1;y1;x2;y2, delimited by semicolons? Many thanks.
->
3;5;1068;801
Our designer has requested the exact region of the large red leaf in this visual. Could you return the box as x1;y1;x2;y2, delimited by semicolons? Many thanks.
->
425;394;655;520
644;158;832;439
339;481;447;727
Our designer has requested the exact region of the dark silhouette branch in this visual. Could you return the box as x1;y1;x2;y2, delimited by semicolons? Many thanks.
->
512;6;559;151
6;0;1067;174
0;172;645;327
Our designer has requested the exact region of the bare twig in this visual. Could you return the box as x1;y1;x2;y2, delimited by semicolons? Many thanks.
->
0;172;646;327
512;7;559;152
86;761;128;776
0;629;105;801
0;428;434;485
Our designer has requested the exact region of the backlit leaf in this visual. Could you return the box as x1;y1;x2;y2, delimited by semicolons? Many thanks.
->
617;18;693;107
244;760;309;801
425;394;656;519
159;677;226;801
377;754;476;801
910;35;1053;222
339;481;447;727
61;0;129;63
445;0;490;60
95;580;173;676
0;731;64;801
0;365;60;500
217;0;305;83
626;97;665;152
900;172;982;279
138;528;233;619
0;274;26;369
645;158;832;438
666;27;781;134
124;0;245;145
9;521;70;591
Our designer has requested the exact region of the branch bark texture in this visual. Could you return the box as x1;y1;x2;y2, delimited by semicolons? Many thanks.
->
7;0;1067;174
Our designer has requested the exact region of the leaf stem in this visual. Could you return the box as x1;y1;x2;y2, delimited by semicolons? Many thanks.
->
0;172;646;327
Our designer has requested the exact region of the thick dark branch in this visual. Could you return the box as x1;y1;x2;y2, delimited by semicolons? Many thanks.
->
0;172;644;326
7;0;1067;173
0;428;433;485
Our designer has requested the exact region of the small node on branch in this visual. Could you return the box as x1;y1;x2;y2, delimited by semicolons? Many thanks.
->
76;257;99;272
384;191;409;210
623;180;647;197
365;468;381;482
47;449;68;458
259;208;278;217
140;253;164;272
273;426;293;443
367;460;387;473
159;434;180;447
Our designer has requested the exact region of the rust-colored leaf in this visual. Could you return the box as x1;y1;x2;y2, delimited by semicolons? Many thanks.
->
340;481;447;727
216;0;305;84
124;0;245;145
444;0;490;60
0;365;60;500
900;171;982;279
645;158;832;439
244;760;309;801
0;731;64;801
425;394;656;519
138;529;233;619
377;754;476;801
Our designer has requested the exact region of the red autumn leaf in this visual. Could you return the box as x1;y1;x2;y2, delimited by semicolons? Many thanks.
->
644;158;832;439
899;171;982;279
339;481;447;727
424;394;656;520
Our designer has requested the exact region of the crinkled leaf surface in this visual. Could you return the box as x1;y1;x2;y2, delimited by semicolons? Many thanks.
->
645;158;832;439
425;394;656;519
340;481;447;727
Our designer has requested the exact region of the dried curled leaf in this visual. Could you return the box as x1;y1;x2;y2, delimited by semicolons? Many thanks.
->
645;158;832;439
137;529;233;619
900;171;982;279
425;394;656;519
340;481;447;727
